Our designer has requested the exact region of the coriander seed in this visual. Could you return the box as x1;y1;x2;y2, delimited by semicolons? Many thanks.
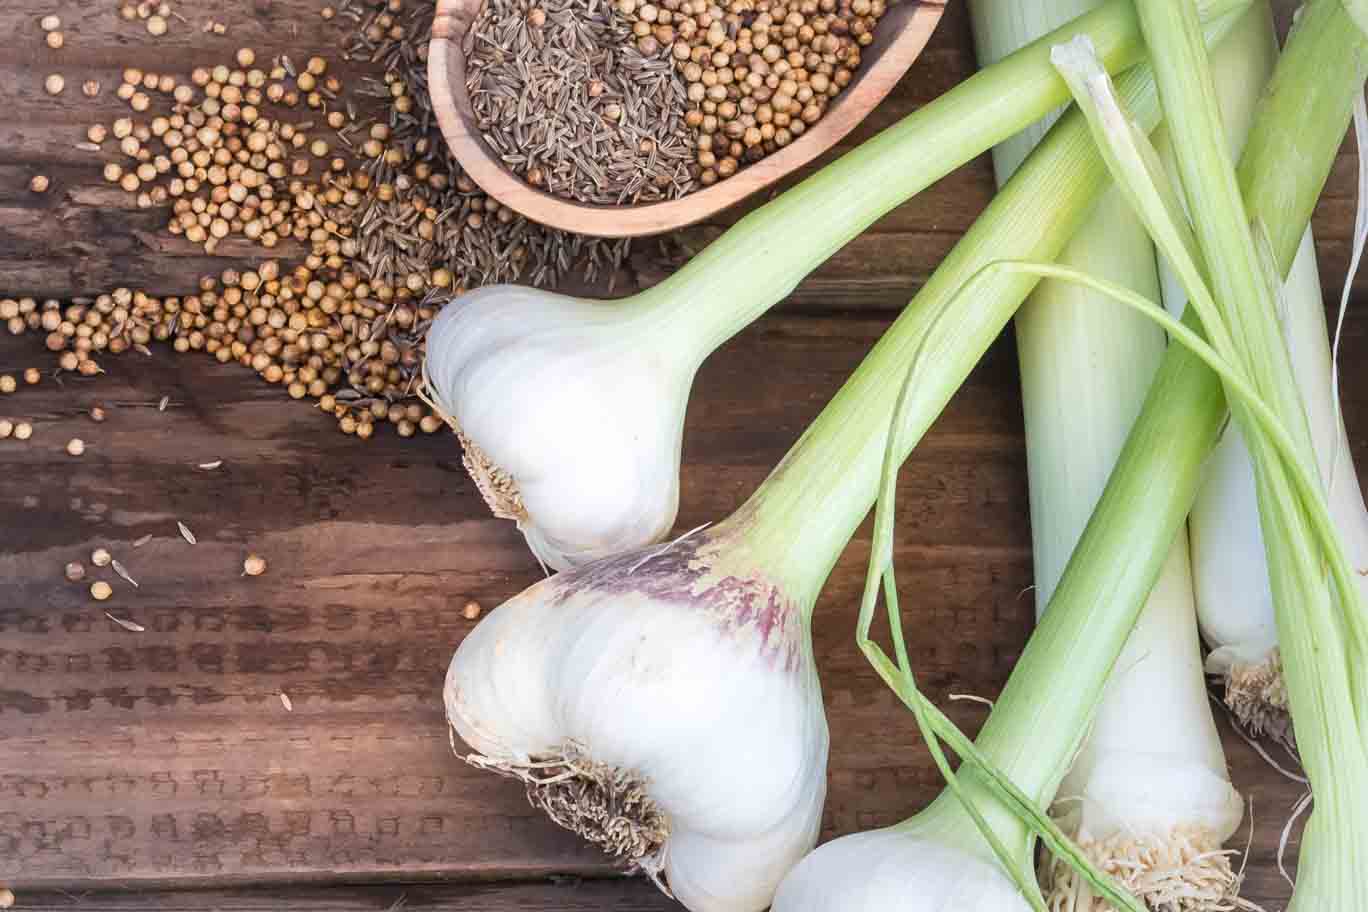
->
28;175;50;193
462;599;482;620
45;73;65;95
66;438;86;456
0;376;15;394
40;14;61;31
23;368;40;385
90;405;106;422
46;30;65;49
243;554;267;576
65;561;86;582
0;420;11;439
92;547;112;567
13;422;32;441
91;581;113;601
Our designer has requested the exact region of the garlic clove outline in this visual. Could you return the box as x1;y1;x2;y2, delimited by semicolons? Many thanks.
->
425;285;694;571
444;530;829;911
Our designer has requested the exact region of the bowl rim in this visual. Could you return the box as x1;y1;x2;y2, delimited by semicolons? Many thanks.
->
428;0;946;238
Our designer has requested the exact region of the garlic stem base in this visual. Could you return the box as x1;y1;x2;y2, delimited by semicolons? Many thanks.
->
1041;826;1253;912
460;736;671;890
457;429;527;522
1222;650;1292;748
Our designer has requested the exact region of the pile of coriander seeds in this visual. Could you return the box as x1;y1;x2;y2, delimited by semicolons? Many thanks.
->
466;0;888;197
625;0;886;184
10;0;633;441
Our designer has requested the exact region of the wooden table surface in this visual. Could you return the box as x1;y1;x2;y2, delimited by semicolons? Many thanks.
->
1;0;1363;909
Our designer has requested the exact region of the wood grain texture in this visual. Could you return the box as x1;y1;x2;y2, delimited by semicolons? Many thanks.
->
2;879;678;911
0;0;1364;909
427;0;946;236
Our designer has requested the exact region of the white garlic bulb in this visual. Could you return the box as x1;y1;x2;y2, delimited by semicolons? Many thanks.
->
444;526;829;912
772;811;1032;911
425;285;697;571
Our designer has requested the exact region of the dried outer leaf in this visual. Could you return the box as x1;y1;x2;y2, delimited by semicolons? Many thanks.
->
105;612;145;632
177;521;197;545
111;559;139;588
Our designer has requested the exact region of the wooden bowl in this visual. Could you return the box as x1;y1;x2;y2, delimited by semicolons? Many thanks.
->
429;0;946;237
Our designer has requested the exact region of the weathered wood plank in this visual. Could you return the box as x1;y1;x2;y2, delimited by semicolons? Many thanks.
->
4;879;679;911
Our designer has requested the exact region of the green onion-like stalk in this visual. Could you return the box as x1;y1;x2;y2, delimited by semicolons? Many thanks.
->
1124;2;1368;908
1162;4;1368;742
423;0;1251;571
772;4;1362;909
970;2;1264;909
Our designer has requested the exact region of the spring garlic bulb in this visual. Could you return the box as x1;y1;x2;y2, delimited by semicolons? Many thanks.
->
425;285;695;571
444;526;828;912
772;812;1032;911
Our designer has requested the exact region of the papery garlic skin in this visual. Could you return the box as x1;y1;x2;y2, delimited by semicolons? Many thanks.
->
425;285;694;571
772;816;1031;912
444;530;829;912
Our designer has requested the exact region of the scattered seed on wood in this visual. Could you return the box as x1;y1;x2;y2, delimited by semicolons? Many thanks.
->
10;0;641;451
243;554;267;576
280;692;293;711
177;521;197;544
133;534;153;548
13;422;32;441
45;73;65;95
462;599;483;620
29;175;50;193
66;438;85;456
198;460;223;470
90;406;106;422
111;558;139;588
158;395;169;412
92;547;112;567
92;582;115;602
0;887;14;908
64;561;86;582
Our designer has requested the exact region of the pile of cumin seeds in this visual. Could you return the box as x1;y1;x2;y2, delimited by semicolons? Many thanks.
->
466;0;699;205
341;0;635;287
